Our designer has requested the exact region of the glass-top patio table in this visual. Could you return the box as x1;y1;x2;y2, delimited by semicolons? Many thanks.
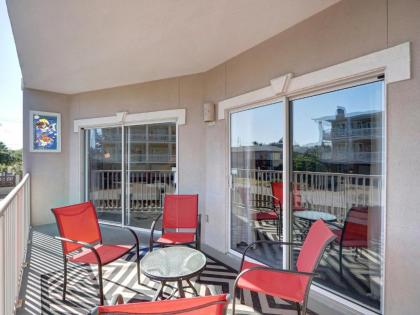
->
293;210;337;223
141;246;207;300
293;210;337;240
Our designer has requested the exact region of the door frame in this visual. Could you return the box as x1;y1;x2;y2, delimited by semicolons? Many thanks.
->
225;77;386;314
226;96;289;267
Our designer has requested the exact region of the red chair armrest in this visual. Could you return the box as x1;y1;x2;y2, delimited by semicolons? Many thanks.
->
149;213;163;251
55;236;102;265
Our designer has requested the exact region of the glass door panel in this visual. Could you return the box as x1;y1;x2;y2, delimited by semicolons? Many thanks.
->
230;102;284;263
125;123;176;229
86;127;123;224
291;80;384;312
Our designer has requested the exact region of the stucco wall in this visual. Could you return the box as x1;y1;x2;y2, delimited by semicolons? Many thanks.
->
68;74;208;227
385;0;420;313
22;89;70;225
22;0;420;313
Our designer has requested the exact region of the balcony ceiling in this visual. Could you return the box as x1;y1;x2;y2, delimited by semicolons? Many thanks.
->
7;0;339;94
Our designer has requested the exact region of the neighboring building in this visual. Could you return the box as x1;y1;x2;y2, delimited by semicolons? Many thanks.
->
314;107;383;174
231;144;282;170
89;123;176;171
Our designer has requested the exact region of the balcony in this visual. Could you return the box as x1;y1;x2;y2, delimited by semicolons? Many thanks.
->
329;127;382;140
2;170;381;314
6;0;419;313
320;151;381;163
130;154;176;163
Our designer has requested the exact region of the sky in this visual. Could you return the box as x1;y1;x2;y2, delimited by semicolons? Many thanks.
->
0;0;22;150
231;81;384;148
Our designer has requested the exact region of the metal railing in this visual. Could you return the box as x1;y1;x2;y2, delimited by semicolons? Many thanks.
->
232;169;382;222
0;174;30;314
320;151;381;163
89;170;175;212
130;154;176;163
330;127;382;139
0;173;17;187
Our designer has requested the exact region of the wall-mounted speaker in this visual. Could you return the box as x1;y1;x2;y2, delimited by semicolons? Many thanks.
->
203;102;216;122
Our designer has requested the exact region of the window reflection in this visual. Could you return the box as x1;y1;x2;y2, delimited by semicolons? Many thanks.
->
291;80;384;311
230;102;284;263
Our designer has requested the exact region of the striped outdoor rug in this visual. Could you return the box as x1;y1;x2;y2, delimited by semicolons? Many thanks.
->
17;228;310;315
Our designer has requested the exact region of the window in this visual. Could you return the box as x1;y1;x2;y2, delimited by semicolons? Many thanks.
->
291;80;384;312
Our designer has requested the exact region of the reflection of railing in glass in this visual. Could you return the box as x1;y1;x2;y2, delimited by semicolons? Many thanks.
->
330;127;382;139
130;154;176;163
320;151;382;163
89;170;176;211
231;168;382;222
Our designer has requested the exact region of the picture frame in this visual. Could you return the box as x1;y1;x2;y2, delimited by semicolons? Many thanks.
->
29;110;61;152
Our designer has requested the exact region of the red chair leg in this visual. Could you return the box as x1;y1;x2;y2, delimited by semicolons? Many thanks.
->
62;256;67;301
98;263;104;305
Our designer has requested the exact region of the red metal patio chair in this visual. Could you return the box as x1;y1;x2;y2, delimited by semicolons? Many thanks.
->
331;206;368;278
271;181;306;211
251;182;306;236
51;201;140;305
232;219;336;315
89;294;229;315
255;184;281;234
149;194;201;252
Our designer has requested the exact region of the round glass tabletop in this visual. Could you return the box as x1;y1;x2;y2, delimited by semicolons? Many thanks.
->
141;246;206;281
293;210;336;222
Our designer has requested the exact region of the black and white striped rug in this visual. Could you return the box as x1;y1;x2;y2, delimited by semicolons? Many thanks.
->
17;227;312;315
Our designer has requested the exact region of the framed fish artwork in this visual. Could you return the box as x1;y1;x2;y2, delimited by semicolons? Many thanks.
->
30;111;61;152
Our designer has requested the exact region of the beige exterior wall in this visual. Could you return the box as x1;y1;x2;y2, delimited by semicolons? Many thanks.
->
23;89;70;225
22;0;420;313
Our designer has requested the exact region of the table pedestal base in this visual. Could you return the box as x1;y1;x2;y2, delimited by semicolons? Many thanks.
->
152;279;199;301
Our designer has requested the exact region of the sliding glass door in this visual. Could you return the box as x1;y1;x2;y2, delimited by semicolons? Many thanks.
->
228;80;384;312
290;80;384;312
230;101;284;261
125;124;176;228
86;127;123;224
85;122;177;229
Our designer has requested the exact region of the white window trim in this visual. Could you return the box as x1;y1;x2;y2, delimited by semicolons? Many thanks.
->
73;108;186;132
75;108;184;231
218;41;410;119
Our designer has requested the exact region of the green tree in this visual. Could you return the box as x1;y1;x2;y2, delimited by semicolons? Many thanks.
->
0;142;13;164
293;146;328;172
0;142;23;175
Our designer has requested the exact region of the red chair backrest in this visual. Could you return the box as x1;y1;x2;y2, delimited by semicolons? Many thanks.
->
271;181;303;209
296;220;336;274
52;201;102;255
271;182;283;208
97;293;228;314
163;194;199;229
292;183;303;209
342;207;368;243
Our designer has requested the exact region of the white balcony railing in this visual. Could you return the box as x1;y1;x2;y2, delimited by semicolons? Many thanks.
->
130;154;176;163
320;151;382;163
330;127;382;139
232;169;382;223
0;174;30;314
90;170;176;211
